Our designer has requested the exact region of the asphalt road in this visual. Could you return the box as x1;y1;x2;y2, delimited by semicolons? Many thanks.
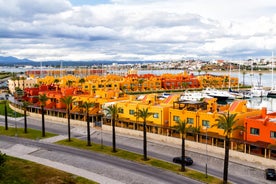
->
0;116;268;184
0;135;202;184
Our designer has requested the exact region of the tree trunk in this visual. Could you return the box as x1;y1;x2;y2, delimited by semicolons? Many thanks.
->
112;117;116;152
181;135;186;172
42;106;45;137
223;136;230;184
24;109;27;133
4;102;8;130
143;120;147;160
67;108;71;141
87;113;91;146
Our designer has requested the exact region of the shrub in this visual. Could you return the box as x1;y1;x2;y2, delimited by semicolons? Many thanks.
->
0;151;7;178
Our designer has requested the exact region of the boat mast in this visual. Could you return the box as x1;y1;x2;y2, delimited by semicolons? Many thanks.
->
238;61;240;91
228;62;231;89
272;51;274;90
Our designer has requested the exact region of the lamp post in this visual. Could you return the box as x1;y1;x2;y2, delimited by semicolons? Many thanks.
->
205;125;209;178
101;117;103;149
14;111;17;137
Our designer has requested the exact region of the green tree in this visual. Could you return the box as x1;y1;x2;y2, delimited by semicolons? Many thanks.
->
66;80;73;87
181;81;188;90
135;108;153;160
213;111;244;184
38;94;48;137
174;120;190;172
104;104;119;152
138;78;145;91
79;78;85;87
81;102;95;146
61;96;76;141
189;126;201;142
22;101;30;133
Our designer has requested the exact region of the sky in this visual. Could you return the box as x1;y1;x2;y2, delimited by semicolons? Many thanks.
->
0;0;276;62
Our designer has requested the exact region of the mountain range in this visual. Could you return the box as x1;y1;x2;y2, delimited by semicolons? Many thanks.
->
0;56;155;67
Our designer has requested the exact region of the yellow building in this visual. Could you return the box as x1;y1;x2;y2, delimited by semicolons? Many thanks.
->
197;74;238;89
169;99;261;147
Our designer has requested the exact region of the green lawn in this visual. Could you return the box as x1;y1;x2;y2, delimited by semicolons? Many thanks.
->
0;155;98;184
0;126;57;139
0;102;23;117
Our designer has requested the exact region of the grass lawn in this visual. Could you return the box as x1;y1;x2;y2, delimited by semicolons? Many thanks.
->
0;126;57;139
57;138;223;184
0;102;23;117
0;155;97;184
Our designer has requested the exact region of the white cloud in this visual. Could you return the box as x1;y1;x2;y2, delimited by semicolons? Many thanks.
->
0;0;276;61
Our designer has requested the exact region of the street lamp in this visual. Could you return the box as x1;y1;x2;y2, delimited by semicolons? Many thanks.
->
205;125;209;178
101;118;103;149
14;111;17;137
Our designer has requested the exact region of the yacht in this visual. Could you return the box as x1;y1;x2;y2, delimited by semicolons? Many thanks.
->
179;91;212;101
267;88;276;98
267;52;276;98
202;88;235;101
250;85;268;97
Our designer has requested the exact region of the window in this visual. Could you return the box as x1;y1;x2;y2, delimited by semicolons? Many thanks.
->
187;118;194;125
129;109;135;115
118;108;124;114
202;120;210;128
173;116;180;122
271;131;276;138
250;128;259;135
153;113;159;118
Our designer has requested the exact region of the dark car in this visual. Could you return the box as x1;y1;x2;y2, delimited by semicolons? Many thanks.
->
172;156;193;166
265;168;276;180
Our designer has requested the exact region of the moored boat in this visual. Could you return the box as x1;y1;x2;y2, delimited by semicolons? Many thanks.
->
202;87;235;101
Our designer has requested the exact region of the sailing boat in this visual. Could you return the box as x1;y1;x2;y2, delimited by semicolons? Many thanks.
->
267;51;276;97
250;59;268;97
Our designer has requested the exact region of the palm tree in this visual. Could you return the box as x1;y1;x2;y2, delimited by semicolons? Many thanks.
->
38;94;48;137
66;80;74;87
104;104;119;152
174;120;190;172
22;101;29;133
61;96;76;141
213;111;244;184
138;78;145;91
135;108;153;160
53;78;60;91
81;102;95;146
79;78;85;88
189;126;201;142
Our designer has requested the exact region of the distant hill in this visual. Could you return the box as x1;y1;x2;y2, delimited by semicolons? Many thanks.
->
0;56;158;67
0;56;35;66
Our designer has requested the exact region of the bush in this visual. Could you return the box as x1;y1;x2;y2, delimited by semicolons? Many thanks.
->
0;151;7;178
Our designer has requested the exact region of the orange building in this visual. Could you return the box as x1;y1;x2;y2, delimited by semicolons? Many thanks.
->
244;107;276;158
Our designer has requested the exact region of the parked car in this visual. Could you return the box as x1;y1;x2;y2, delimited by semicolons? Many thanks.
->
172;156;193;166
265;168;276;180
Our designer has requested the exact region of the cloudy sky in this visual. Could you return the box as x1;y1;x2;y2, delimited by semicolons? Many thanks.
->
0;0;276;62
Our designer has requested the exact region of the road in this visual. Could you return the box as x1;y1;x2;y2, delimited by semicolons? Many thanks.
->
0;115;270;184
0;135;201;184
